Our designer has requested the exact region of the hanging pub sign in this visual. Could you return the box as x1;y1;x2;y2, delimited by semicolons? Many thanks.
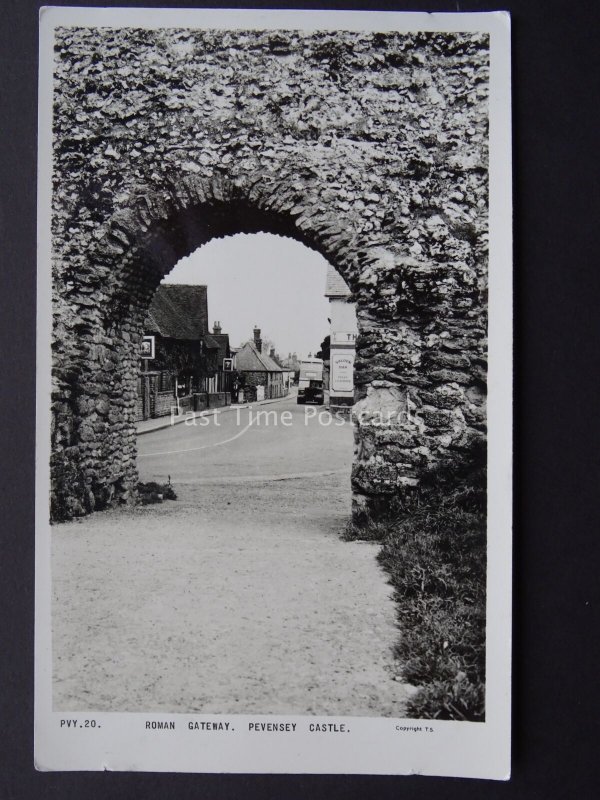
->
140;335;155;359
223;357;233;372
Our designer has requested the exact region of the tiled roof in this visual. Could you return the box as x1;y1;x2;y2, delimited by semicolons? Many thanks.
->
145;284;208;340
235;341;283;373
259;349;284;372
203;332;230;364
203;334;220;350
324;264;351;298
211;333;230;364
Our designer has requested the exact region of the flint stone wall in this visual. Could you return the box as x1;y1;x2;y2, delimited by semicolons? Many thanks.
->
50;27;489;520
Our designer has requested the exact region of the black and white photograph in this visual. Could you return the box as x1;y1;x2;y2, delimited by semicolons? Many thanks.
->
35;7;512;778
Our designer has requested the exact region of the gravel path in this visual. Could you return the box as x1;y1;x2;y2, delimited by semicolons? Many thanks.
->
53;412;409;716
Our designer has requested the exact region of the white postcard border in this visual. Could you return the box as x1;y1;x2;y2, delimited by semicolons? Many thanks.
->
35;6;512;779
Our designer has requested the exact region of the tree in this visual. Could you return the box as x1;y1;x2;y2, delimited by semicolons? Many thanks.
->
261;334;277;356
316;334;330;362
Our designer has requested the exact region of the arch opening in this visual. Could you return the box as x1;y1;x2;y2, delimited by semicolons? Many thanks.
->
51;188;370;521
51;170;486;524
135;231;356;510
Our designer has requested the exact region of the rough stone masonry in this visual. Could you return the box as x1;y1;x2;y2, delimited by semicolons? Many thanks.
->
50;27;489;521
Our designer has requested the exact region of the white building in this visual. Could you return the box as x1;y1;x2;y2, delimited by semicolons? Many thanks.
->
325;264;358;409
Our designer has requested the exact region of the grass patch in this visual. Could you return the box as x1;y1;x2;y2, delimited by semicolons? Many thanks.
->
347;443;486;721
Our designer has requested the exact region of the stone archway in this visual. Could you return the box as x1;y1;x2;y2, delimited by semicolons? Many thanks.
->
50;26;489;521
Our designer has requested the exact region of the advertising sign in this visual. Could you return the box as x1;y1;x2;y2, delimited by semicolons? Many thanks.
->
331;351;354;395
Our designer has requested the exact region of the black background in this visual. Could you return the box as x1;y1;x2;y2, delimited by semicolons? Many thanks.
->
1;0;599;797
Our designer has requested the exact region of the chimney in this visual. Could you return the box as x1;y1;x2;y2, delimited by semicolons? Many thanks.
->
213;321;222;335
270;347;276;359
253;326;262;353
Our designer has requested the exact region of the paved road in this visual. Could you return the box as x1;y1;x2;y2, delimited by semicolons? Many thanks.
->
53;394;409;716
137;393;352;486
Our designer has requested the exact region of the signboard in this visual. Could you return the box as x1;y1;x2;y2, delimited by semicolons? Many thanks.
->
140;335;155;359
330;350;354;394
223;357;233;372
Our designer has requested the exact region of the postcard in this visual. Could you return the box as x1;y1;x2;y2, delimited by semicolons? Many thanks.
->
36;6;512;778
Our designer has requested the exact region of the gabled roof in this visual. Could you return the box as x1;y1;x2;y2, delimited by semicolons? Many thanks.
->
211;333;230;363
260;350;284;372
145;284;208;340
203;334;220;350
235;341;283;373
325;264;351;298
203;332;230;364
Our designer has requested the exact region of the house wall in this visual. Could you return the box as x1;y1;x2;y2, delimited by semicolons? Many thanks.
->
243;371;268;390
329;297;358;404
136;372;176;421
330;298;358;346
241;371;286;401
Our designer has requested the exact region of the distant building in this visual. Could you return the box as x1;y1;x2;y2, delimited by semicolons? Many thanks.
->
280;351;300;372
203;321;233;394
137;284;231;420
279;352;300;387
325;265;357;409
235;327;286;402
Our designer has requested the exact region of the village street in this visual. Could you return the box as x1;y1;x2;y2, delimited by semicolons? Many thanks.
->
52;394;410;716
